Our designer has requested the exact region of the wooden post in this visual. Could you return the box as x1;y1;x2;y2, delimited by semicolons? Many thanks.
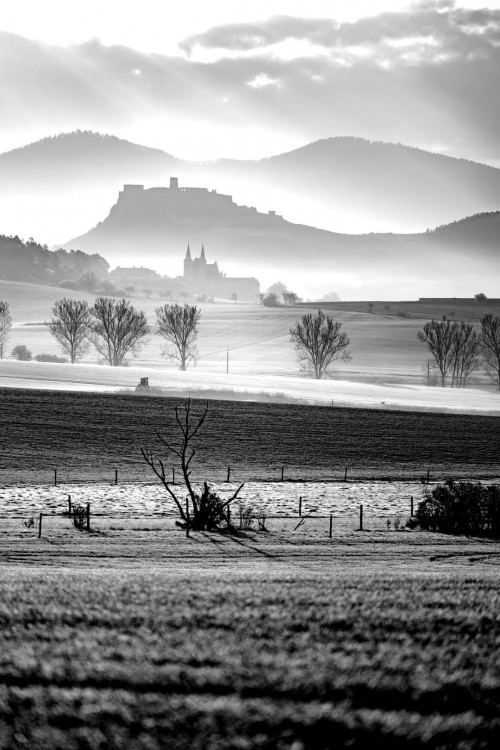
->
172;468;175;484
54;468;57;486
299;496;302;517
38;513;43;538
359;504;363;531
329;514;333;539
68;494;72;517
86;503;90;532
227;466;231;483
426;468;430;484
185;498;190;537
227;506;231;527
115;469;118;485
344;465;348;482
281;466;284;481
410;496;414;517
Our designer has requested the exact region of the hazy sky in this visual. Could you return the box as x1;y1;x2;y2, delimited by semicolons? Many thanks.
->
1;0;500;162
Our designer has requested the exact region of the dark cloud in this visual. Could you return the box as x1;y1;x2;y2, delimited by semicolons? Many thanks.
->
1;1;500;165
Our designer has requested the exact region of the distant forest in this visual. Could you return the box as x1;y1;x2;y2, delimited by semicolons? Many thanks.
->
0;234;109;286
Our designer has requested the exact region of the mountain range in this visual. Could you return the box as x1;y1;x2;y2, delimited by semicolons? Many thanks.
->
1;131;499;297
2;131;500;240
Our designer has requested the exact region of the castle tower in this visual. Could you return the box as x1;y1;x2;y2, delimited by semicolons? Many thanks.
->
184;243;192;278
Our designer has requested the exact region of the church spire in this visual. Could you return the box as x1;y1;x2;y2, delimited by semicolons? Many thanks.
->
185;242;192;260
200;244;206;262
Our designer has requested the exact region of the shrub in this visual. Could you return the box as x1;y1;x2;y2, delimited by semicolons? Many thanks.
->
11;344;32;361
58;279;79;290
416;480;500;538
34;353;68;363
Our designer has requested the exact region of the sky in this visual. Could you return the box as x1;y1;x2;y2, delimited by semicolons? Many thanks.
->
1;0;500;162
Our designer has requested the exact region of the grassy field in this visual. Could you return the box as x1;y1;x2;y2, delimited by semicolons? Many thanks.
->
1;279;498;387
1;388;499;485
1;527;500;749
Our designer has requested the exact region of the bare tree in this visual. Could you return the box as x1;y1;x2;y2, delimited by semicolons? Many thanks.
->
0;301;12;360
89;297;150;366
449;322;482;388
142;399;244;531
155;303;201;370
290;309;351;379
231;292;238;304
384;304;391;316
47;298;91;363
417;319;455;387
481;314;500;391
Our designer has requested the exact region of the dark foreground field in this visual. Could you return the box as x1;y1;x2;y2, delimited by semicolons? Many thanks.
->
1;388;499;484
1;527;500;749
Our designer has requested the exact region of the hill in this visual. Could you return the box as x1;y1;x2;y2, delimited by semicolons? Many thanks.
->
2;132;500;244
202;138;500;234
62;180;500;299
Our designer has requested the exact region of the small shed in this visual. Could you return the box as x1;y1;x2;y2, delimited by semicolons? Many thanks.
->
135;377;150;392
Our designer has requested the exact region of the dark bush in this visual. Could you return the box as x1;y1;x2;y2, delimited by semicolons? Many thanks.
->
416;480;500;538
11;344;32;361
34;353;68;363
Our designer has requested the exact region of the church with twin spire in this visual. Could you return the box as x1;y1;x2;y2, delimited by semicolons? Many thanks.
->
182;244;260;301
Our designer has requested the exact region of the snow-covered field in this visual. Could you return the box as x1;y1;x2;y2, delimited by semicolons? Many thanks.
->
0;359;498;415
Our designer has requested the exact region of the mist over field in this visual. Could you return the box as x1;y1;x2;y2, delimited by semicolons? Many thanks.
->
1;2;500;749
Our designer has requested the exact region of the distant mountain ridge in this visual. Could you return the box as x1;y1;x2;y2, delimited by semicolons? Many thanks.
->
1;131;500;239
61;178;500;298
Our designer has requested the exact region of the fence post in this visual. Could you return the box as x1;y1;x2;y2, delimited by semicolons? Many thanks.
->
68;494;72;517
38;513;43;538
54;468;57;487
281;466;284;481
344;466;348;482
227;466;231;483
227;506;231;527
115;469;118;485
299;496;302;517
329;514;333;539
426;468;430;484
172;468;175;484
359;504;363;531
86;503;90;532
410;496;414;517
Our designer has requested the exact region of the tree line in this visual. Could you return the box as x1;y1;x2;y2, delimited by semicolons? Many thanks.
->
1;297;500;388
417;316;500;390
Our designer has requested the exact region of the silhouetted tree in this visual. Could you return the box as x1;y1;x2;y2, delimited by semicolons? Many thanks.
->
89;297;150;366
290;309;351;379
449;321;481;388
481;314;500;390
156;303;201;370
367;302;374;314
142;399;244;531
47;298;91;363
417;319;455;387
475;293;487;302
0;301;12;359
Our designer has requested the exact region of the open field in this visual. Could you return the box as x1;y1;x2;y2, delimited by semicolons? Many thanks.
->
1;527;500;749
1;279;498;390
1;388;499;485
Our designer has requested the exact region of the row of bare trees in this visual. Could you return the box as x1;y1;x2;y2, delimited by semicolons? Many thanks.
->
418;316;500;389
43;298;200;368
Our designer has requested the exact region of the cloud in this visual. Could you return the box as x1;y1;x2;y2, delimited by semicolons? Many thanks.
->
1;1;500;164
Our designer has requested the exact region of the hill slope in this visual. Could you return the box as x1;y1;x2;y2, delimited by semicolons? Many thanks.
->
2;132;500;243
62;182;500;299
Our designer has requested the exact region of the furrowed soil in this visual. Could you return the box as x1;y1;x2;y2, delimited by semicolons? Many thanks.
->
1;527;500;749
1;387;499;484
